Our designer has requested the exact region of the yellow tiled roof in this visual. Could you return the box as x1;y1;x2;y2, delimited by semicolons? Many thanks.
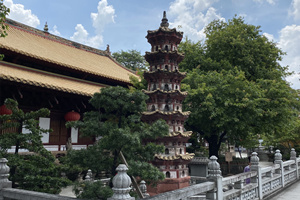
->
0;20;138;83
0;61;105;96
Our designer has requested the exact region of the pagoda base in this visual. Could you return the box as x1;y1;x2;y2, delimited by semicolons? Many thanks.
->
147;176;190;196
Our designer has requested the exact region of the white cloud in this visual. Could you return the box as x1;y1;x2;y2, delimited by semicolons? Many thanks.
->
290;0;300;21
278;25;300;89
91;0;115;34
70;0;115;49
50;25;61;36
3;0;40;27
169;0;224;42
253;0;276;5
70;24;103;48
263;33;275;41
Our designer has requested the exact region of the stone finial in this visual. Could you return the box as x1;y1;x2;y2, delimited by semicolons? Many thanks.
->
250;152;259;166
290;148;297;160
139;180;150;197
44;22;49;33
160;11;169;28
274;150;282;162
85;169;93;182
208;155;221;178
108;164;134;200
0;158;12;189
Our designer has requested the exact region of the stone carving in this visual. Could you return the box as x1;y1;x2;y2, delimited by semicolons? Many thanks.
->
108;164;134;200
274;150;282;162
139;180;150;197
0;158;12;189
250;152;259;167
290;148;296;160
85;169;93;182
208;156;221;178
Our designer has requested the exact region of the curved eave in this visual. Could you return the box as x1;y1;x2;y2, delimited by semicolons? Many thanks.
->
168;131;192;138
145;50;184;60
155;153;195;161
143;89;188;96
146;27;183;38
0;61;105;96
144;69;186;76
142;110;190;116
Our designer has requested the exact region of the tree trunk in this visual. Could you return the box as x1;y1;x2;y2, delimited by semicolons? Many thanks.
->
207;134;220;158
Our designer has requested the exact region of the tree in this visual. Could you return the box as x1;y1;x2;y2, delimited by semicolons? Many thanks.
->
180;17;300;157
112;49;147;71
64;86;169;197
0;99;70;193
0;0;9;59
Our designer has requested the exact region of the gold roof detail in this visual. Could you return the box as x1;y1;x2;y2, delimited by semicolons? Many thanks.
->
155;153;195;161
0;19;138;84
168;131;193;137
0;61;105;96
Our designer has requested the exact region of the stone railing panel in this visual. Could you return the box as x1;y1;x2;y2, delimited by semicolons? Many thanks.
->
1;188;78;200
144;182;215;200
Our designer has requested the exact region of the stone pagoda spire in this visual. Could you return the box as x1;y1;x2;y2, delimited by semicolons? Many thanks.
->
142;11;194;195
160;11;169;28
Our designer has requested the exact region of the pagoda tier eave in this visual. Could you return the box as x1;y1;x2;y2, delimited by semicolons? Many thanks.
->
146;27;183;36
145;50;184;62
146;27;183;42
142;110;190;117
168;131;192;138
144;69;186;79
143;89;188;96
154;153;195;161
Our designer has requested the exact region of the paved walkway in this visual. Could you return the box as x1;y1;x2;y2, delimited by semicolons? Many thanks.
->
271;181;300;200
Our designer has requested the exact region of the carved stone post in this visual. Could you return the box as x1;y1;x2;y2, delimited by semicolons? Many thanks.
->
250;152;262;199
0;158;12;189
290;148;299;179
108;164;135;200
85;169;93;182
274;149;284;187
139;180;150;198
206;156;223;200
290;148;296;160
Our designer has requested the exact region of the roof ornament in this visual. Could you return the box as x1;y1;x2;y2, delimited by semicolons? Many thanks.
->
44;22;49;33
160;11;169;28
106;44;111;55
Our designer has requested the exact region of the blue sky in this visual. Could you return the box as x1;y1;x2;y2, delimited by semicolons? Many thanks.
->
3;0;300;89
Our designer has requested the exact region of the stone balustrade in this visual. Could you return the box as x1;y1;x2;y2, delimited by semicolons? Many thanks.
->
1;149;300;200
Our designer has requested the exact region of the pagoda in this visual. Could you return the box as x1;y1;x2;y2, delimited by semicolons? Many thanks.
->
142;11;194;194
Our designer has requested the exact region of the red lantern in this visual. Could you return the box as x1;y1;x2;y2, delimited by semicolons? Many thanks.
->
0;105;12;115
64;111;80;121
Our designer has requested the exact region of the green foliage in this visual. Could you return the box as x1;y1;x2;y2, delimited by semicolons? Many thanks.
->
180;16;300;157
129;70;147;91
0;99;70;194
177;37;204;72
0;98;50;154
112;49;147;71
73;181;113;200
0;0;9;60
5;152;70;194
64;86;169;198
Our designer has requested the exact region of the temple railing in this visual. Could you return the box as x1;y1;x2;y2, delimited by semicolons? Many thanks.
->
1;149;300;200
